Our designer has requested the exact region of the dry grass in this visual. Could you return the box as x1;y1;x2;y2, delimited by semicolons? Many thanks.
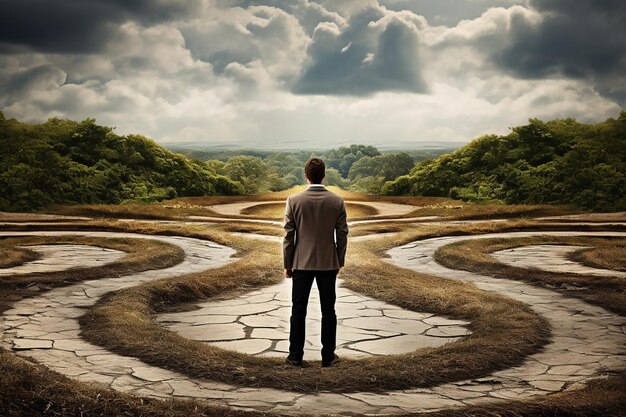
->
401;203;581;221
0;235;185;317
47;186;369;221
240;201;379;220
213;221;284;237
0;212;89;222
0;349;266;417
0;245;39;268
348;223;407;237
570;244;626;272
420;376;626;417
535;212;626;222
1;215;626;416
76;219;548;393
44;186;580;224
47;199;577;224
50;203;202;220
349;218;626;239
0;235;184;287
171;185;366;203
434;235;626;316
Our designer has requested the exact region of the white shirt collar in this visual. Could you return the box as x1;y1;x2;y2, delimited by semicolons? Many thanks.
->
307;183;326;188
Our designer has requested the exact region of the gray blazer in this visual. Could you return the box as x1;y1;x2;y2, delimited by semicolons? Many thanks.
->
283;186;349;271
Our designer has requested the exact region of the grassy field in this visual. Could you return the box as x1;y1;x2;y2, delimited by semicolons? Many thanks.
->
47;186;583;222
1;194;625;416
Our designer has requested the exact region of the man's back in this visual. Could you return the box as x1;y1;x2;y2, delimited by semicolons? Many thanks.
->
283;186;348;271
283;158;346;367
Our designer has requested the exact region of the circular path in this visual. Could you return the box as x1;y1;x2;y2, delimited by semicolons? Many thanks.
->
205;200;417;218
1;228;625;414
0;244;125;276
492;244;626;278
157;278;469;359
387;232;626;396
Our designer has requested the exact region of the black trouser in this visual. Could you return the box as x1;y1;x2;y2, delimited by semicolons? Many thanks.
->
288;269;337;363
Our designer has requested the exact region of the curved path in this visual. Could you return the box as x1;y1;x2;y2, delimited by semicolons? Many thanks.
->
205;200;417;218
0;244;125;276
0;229;625;414
157;277;469;359
157;233;468;358
184;215;447;227
492;244;626;278
387;231;626;396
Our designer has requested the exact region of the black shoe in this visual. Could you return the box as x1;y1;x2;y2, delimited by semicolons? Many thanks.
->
285;357;302;367
322;354;340;368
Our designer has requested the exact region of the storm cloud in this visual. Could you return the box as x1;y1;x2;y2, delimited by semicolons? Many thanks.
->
494;0;626;104
0;0;622;147
0;0;199;53
292;6;428;95
0;64;65;105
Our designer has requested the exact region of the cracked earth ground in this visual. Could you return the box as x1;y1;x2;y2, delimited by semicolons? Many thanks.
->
1;202;625;415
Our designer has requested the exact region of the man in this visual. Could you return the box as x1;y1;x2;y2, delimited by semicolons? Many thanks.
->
283;157;349;367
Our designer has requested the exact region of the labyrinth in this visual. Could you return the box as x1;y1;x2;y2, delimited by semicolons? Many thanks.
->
1;198;626;416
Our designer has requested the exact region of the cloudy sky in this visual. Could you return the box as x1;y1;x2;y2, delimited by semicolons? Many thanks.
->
0;0;624;148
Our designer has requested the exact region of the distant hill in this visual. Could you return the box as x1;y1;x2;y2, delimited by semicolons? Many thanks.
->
167;146;456;165
383;113;626;211
160;140;467;152
0;113;242;212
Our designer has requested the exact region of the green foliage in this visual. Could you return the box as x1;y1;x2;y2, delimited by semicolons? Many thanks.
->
218;155;285;194
0;113;465;211
174;144;403;191
324;168;350;188
171;144;454;193
0;114;242;211
348;153;414;181
322;144;381;177
383;113;626;211
349;176;387;194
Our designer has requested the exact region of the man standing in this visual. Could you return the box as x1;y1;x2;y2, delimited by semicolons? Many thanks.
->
283;157;349;367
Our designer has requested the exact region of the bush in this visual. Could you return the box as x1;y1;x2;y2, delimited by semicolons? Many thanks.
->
0;113;242;211
383;113;626;211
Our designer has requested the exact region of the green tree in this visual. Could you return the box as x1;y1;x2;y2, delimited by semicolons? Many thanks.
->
223;156;271;194
0;113;242;211
383;112;626;211
324;168;349;188
348;153;414;181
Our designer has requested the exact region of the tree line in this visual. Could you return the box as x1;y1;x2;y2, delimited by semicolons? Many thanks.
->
0;113;433;211
2;111;623;212
0;114;241;211
180;144;434;195
383;112;626;211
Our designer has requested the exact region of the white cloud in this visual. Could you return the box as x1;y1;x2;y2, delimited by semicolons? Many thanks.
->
0;0;622;149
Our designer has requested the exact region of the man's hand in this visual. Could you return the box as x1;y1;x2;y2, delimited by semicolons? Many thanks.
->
284;269;293;279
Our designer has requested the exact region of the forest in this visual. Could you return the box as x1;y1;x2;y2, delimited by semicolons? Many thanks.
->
171;145;446;194
384;112;626;211
0;113;242;211
0;113;431;211
1;111;624;212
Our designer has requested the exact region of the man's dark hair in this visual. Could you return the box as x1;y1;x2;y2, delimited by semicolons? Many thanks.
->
304;157;325;184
